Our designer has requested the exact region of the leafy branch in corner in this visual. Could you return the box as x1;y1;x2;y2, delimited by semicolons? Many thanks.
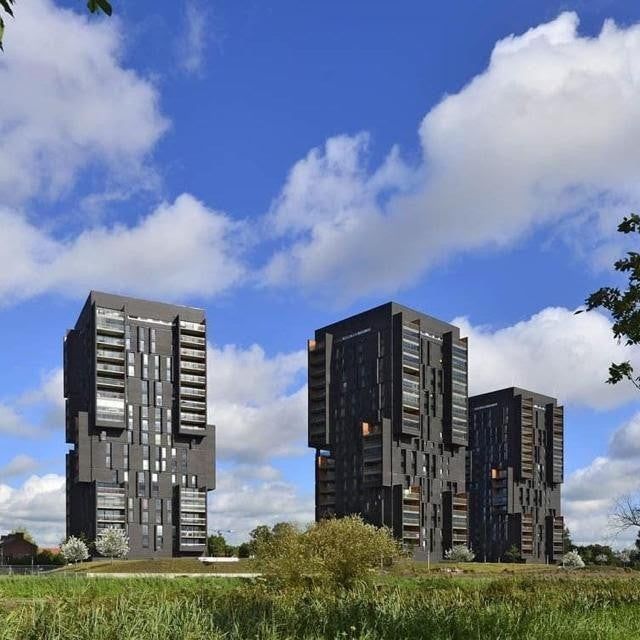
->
0;0;112;51
577;213;640;391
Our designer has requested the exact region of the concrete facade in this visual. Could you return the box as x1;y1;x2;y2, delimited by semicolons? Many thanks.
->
308;302;468;561
65;291;215;558
468;387;563;563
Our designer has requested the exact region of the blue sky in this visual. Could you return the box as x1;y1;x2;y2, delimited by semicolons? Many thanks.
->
0;0;639;546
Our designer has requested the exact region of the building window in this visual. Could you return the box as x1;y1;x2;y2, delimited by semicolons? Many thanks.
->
150;329;156;354
138;327;146;353
165;357;172;382
142;524;149;548
151;473;159;496
105;442;112;469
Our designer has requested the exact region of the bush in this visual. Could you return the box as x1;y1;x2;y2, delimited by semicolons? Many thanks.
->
254;516;402;590
61;537;89;564
95;528;129;561
562;550;585;568
445;545;475;562
237;542;251;558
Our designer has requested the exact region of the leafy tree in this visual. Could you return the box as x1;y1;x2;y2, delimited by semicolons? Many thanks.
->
595;554;609;565
579;214;640;390
237;542;251;558
563;527;574;554
254;516;402;591
61;536;89;565
616;549;632;565
562;550;585;568
444;545;475;562
0;0;112;51
35;549;66;566
248;525;273;555
503;545;523;563
206;534;229;557
95;528;129;562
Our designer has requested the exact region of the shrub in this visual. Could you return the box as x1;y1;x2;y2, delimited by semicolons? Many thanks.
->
562;550;585;568
61;537;89;564
95;528;129;561
237;542;251;558
445;545;475;562
254;516;402;590
595;554;609;565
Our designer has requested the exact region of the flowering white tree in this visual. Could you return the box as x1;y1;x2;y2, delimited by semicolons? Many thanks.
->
561;550;585;568
444;545;475;562
61;536;89;565
95;528;129;562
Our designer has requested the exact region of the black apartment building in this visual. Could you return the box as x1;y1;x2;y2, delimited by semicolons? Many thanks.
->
65;292;215;558
308;302;469;560
468;387;563;563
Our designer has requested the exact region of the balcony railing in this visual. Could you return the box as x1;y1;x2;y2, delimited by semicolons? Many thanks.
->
180;320;206;334
96;362;125;374
180;373;206;385
180;348;206;360
181;386;206;398
97;349;125;362
96;335;125;348
181;360;206;372
181;399;206;411
180;334;206;346
181;411;206;423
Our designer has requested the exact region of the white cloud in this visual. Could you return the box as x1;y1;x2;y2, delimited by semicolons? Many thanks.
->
208;343;308;462
0;455;40;480
456;306;640;410
19;368;64;430
178;0;211;76
0;194;246;305
209;465;314;544
564;412;640;547
0;0;168;204
0;404;40;438
263;13;640;301
0;474;65;547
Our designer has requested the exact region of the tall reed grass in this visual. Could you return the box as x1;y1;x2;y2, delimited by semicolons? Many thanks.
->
1;574;639;639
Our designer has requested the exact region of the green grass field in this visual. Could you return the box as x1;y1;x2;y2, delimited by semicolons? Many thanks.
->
2;567;640;639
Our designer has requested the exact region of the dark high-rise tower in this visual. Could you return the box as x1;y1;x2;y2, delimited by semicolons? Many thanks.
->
308;302;468;560
65;292;215;558
468;387;563;563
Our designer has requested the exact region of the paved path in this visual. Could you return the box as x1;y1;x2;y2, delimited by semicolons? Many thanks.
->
86;572;260;579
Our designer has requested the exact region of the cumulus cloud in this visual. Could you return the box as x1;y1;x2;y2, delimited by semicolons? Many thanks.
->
0;0;168;204
263;12;640;301
564;412;640;547
456;306;640;410
0;474;65;546
208;343;308;462
209;465;314;544
0;194;246;306
0;455;40;480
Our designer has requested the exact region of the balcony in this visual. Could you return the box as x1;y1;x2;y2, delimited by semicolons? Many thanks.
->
96;376;125;390
180;411;206;423
96;319;125;336
180;334;206;347
97;349;125;363
96;362;125;376
180;372;206;386
181;360;206;373
180;320;206;334
181;386;206;398
180;347;206;361
96;334;125;348
181;399;206;412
